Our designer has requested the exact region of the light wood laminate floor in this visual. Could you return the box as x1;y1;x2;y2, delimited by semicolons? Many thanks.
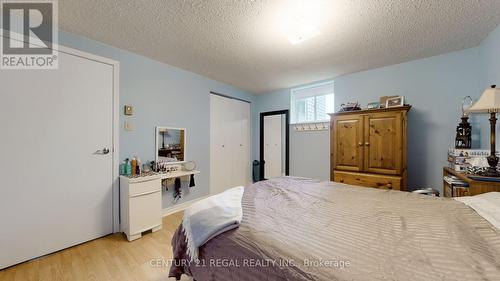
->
0;212;191;281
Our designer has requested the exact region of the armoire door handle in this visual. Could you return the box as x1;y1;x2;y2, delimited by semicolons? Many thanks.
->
358;142;363;147
365;142;370;146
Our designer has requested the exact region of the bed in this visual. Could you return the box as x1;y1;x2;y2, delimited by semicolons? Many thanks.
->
169;177;500;281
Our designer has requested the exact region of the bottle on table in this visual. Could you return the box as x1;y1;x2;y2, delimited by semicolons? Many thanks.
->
131;157;137;176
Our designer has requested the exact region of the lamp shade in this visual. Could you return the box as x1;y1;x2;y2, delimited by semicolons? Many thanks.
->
467;85;500;114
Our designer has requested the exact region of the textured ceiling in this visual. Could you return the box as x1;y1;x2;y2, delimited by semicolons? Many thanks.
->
59;0;500;94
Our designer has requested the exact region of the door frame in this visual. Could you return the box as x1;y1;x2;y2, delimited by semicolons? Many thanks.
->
260;110;290;180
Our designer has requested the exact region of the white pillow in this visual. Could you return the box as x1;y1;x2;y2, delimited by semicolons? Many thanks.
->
455;192;500;230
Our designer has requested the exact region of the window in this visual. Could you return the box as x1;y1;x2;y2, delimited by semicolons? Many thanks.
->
290;81;334;124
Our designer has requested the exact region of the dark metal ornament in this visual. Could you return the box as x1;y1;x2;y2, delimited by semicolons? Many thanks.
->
455;96;473;149
455;116;472;149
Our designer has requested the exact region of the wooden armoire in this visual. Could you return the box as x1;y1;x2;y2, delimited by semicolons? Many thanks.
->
330;106;410;191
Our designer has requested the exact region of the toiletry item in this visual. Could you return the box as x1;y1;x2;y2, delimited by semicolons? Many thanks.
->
136;158;142;175
131;157;137;176
120;162;126;175
125;158;132;176
143;162;150;173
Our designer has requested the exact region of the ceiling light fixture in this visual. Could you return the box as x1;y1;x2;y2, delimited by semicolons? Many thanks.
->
277;0;323;45
287;19;321;45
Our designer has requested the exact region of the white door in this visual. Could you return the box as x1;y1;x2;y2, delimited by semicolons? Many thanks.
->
210;95;250;194
0;48;115;269
231;100;250;187
240;101;251;185
227;99;241;188
210;94;231;194
264;115;283;179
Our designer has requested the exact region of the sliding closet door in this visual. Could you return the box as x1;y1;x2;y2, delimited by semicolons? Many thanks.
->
232;100;251;187
210;94;250;194
226;98;242;188
210;94;232;194
0;48;115;269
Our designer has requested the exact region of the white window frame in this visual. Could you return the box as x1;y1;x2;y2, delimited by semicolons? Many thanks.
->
290;81;334;124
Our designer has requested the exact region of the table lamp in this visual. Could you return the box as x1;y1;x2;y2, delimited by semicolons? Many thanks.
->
467;85;500;177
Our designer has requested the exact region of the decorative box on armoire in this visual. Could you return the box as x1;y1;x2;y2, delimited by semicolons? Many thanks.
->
330;106;411;191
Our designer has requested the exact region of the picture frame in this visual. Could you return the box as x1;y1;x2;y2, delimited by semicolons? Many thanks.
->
379;95;398;108
385;96;405;108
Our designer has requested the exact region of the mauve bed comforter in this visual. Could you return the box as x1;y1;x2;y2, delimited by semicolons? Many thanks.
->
169;177;500;281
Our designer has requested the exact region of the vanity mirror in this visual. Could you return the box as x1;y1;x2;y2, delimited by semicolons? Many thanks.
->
155;127;186;164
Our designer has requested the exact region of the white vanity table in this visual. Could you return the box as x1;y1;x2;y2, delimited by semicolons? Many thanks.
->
120;126;199;241
120;169;200;241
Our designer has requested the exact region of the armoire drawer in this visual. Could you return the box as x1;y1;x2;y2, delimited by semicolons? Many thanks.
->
334;171;402;190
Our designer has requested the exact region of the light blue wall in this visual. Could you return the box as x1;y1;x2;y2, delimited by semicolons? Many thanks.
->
479;25;500;87
58;31;256;209
254;47;484;191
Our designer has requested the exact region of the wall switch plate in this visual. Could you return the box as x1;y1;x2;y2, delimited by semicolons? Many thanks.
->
124;105;133;115
124;121;134;131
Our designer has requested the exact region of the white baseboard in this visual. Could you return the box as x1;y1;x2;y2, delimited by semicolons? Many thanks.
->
162;194;212;217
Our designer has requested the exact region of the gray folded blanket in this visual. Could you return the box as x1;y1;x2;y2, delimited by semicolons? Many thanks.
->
182;186;244;260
